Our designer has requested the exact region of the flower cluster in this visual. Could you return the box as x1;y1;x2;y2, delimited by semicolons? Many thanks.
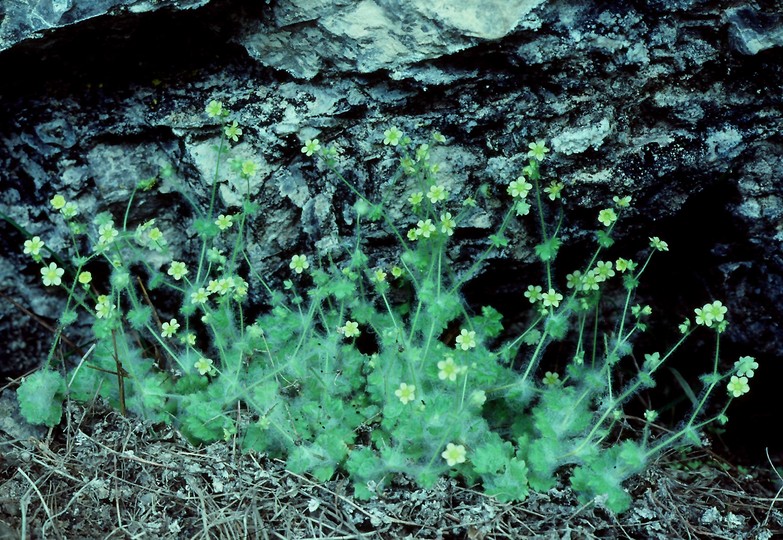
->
524;285;563;309
566;261;616;292
15;119;755;517
727;355;757;398
694;300;728;329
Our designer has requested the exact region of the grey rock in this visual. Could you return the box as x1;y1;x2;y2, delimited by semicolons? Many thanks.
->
0;0;212;53
725;6;783;55
237;0;546;79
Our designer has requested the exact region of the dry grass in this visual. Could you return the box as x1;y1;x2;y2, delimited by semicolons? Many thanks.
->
1;394;781;539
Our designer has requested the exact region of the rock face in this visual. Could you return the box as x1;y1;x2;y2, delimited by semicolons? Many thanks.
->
0;0;781;455
0;0;213;53
238;0;546;79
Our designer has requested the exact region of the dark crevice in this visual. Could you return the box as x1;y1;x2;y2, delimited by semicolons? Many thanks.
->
0;0;266;99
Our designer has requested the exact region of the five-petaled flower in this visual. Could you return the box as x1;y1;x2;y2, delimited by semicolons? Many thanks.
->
593;261;615;281
541;288;563;308
215;214;234;231
581;272;599;291
78;271;92;285
95;295;115;319
427;185;447;204
241;159;258;177
507;177;533;199
161;319;180;338
615;258;636;273
23;236;45;257
727;375;750;398
98;223;119;245
694;300;727;328
440;212;456;236
372;269;387;283
438;356;460;382
207;279;220;294
50;194;66;210
416;219;436;238
441;443;467;467
167;261;188;281
395;382;416;405
543;181;564;201
290;254;309;274
542;371;560;386
61;202;79;219
181;332;197;346
613;195;632;208
527;141;549;161
41;262;64;287
195;357;214;376
516;201;532;216
205;100;224;118
225;121;242;142
455;329;477;350
148;227;165;244
734;356;758;378
703;300;727;323
408;191;424;206
598;208;617;227
383;126;403;146
214;277;233;296
301;138;320;156
524;285;543;303
339;320;361;338
566;271;583;290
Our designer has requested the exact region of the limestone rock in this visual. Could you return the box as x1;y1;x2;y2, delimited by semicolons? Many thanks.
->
0;0;212;53
237;0;546;79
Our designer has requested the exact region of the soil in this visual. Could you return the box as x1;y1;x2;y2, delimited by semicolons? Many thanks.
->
0;389;781;539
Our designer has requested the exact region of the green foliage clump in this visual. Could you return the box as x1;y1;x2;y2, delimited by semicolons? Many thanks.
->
10;102;757;513
17;369;65;426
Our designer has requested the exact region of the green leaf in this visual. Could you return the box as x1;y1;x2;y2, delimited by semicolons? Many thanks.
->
622;274;639;291
148;271;164;290
617;440;647;470
17;370;66;426
534;237;561;262
670;368;698;405
179;397;228;444
483;458;529;502
192;217;219;239
243;200;260;215
353;482;375;500
544;313;569;340
522;329;542;346
489;234;509;248
60;310;78;326
346;447;383;480
472;436;513;475
369;204;384;222
126;306;152;330
595;230;614;248
330;279;356;300
476;306;504;338
126;371;171;422
311;268;330;287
